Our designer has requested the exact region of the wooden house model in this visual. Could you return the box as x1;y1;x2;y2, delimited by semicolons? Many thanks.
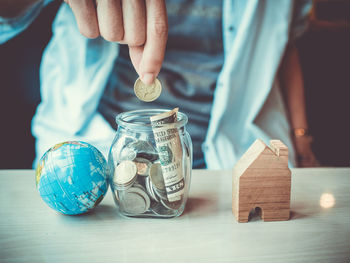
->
232;139;291;222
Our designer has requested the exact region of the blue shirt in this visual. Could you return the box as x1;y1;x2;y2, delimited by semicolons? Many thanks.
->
99;0;224;168
0;0;311;168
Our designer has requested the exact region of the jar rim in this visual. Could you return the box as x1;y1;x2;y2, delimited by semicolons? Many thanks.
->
115;109;188;130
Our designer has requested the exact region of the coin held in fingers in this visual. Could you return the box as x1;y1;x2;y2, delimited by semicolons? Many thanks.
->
134;77;162;102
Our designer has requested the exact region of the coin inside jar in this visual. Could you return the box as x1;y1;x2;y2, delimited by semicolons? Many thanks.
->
114;160;137;186
149;163;165;191
133;157;151;176
120;186;151;214
134;77;162;102
120;191;148;215
145;177;159;202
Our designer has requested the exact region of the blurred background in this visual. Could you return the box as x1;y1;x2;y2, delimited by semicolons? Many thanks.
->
0;0;349;169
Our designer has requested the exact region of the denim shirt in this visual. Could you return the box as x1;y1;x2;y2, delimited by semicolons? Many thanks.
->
0;0;310;168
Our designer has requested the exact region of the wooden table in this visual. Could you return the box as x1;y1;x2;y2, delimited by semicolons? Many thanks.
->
0;168;349;263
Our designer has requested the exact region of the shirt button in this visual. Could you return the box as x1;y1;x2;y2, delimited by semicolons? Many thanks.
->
228;25;235;32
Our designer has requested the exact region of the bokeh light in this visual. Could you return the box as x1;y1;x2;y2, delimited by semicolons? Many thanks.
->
320;193;335;209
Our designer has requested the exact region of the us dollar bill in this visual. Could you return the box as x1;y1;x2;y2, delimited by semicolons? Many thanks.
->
150;108;184;202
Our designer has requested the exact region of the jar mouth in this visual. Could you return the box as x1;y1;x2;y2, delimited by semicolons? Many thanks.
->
116;109;188;130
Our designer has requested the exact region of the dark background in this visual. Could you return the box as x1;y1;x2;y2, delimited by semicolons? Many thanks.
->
0;1;61;168
0;1;349;168
297;0;350;166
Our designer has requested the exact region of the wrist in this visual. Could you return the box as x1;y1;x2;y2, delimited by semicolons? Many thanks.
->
292;128;314;151
292;128;310;138
292;128;315;144
291;129;320;167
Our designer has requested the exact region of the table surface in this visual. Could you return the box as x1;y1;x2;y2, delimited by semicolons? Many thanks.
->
0;168;349;263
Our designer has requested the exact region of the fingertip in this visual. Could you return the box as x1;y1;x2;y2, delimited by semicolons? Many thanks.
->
79;26;100;39
100;30;123;42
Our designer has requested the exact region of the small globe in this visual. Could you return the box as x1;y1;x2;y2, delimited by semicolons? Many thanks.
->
35;141;109;215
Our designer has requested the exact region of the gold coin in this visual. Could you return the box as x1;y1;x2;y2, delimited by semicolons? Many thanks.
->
134;77;162;102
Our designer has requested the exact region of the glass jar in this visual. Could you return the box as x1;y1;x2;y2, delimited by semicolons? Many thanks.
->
108;109;192;218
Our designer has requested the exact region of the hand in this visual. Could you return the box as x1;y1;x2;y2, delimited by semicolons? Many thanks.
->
294;136;320;167
64;0;168;85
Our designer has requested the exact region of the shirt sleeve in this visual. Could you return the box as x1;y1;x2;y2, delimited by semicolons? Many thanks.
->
0;0;52;44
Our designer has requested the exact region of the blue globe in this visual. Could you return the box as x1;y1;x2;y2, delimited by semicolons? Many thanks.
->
36;141;109;215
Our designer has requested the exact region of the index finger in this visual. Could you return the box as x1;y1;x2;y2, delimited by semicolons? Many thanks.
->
139;0;168;85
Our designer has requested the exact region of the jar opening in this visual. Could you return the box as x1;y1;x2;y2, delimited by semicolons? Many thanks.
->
116;109;188;130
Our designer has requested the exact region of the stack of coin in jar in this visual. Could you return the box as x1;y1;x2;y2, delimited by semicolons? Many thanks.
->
112;137;184;216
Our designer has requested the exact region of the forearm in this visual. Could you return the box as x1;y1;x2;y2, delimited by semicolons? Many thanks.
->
0;0;42;18
280;44;320;167
281;44;308;132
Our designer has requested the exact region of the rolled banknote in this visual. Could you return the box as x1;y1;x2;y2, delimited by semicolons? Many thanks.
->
150;108;184;202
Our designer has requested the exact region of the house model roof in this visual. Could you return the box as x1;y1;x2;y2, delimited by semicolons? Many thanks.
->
233;139;289;178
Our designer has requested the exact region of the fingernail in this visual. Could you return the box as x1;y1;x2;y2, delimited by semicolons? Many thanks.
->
141;73;155;85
